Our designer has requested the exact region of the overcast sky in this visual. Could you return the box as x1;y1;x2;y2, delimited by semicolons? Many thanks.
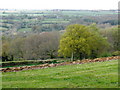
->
0;0;119;10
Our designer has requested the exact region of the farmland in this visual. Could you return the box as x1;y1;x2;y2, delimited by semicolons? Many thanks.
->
2;60;118;88
1;9;119;88
0;9;118;34
1;9;119;61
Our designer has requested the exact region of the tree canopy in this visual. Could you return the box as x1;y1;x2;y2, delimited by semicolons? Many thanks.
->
58;24;109;60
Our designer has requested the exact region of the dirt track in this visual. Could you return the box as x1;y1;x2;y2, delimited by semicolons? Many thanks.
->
1;56;120;72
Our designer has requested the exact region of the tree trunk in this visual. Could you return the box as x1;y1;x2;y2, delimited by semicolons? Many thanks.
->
71;52;74;61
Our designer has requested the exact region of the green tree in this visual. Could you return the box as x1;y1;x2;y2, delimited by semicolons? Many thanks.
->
58;24;109;61
100;25;119;52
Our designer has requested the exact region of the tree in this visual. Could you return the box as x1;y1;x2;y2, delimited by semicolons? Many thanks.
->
2;37;12;61
9;37;25;59
22;31;60;60
100;25;119;52
58;24;109;61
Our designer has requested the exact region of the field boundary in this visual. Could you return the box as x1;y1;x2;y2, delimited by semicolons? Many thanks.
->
1;56;119;72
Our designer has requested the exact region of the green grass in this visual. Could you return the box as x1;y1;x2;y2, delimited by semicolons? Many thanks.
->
2;60;118;88
0;27;8;31
2;63;42;68
1;59;56;64
18;28;32;32
61;11;117;16
1;59;65;68
42;20;69;24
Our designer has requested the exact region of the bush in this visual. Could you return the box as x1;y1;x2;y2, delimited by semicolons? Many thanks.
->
112;51;120;56
100;52;112;57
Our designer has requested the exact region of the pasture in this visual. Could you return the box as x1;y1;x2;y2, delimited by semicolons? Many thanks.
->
2;60;118;88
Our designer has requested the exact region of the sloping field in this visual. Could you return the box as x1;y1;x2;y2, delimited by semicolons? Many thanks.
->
2;60;118;88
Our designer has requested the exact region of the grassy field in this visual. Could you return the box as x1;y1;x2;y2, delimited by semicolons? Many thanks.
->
2;60;118;88
18;28;32;32
2;59;65;68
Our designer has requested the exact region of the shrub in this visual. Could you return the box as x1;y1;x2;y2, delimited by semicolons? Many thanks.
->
100;52;112;57
112;51;120;56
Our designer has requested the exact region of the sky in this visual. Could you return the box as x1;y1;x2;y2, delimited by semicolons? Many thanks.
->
0;0;119;10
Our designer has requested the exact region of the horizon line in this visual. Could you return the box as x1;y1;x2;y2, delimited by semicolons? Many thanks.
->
0;8;118;11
